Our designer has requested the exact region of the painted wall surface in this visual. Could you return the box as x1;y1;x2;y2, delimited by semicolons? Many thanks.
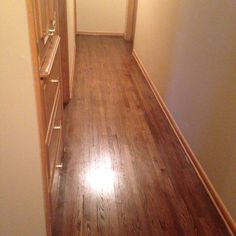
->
134;0;236;220
0;1;47;235
76;0;127;34
67;0;76;96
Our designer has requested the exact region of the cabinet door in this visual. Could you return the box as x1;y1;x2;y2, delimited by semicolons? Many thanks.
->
38;0;49;38
33;0;59;64
48;0;57;24
33;0;49;45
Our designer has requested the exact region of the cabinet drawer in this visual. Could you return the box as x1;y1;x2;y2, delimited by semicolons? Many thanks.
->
43;50;61;129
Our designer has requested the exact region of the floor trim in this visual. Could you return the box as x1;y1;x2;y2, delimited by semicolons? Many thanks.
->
132;49;236;236
77;31;124;37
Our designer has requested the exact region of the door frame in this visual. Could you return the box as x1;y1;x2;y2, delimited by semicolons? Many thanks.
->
58;0;70;104
125;0;138;41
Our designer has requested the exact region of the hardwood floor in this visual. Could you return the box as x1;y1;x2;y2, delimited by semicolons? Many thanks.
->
54;36;230;236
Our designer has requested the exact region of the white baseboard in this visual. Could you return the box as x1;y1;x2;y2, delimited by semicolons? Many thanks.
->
77;31;124;37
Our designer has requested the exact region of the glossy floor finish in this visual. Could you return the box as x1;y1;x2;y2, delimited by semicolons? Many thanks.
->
54;36;230;236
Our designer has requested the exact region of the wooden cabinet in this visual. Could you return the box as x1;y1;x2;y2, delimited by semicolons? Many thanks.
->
32;0;59;65
31;0;67;232
39;36;64;228
32;0;70;104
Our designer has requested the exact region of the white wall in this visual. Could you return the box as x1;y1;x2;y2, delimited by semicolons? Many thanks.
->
134;0;236;220
67;0;76;96
0;1;47;235
76;0;127;34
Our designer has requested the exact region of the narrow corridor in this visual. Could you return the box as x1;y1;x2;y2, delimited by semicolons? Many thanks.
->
54;36;229;236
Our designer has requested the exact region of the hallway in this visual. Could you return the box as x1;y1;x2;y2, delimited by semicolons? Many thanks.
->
54;36;229;236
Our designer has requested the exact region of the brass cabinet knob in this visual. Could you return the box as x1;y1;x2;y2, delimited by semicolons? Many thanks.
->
53;126;61;130
56;164;63;168
48;28;56;37
49;79;59;83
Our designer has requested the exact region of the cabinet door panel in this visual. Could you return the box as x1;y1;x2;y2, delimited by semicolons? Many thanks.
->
33;0;59;65
33;0;49;41
38;0;49;38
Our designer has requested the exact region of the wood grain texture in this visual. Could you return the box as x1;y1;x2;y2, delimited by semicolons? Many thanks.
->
54;36;231;236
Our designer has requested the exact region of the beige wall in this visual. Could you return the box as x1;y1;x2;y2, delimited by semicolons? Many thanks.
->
67;0;76;97
0;1;47;235
76;0;127;34
134;0;236;220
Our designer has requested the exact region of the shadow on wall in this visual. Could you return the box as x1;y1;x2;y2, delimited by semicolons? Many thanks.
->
165;0;236;220
134;0;236;220
135;0;182;101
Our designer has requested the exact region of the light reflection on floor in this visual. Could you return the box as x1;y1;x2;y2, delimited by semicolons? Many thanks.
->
85;158;116;194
